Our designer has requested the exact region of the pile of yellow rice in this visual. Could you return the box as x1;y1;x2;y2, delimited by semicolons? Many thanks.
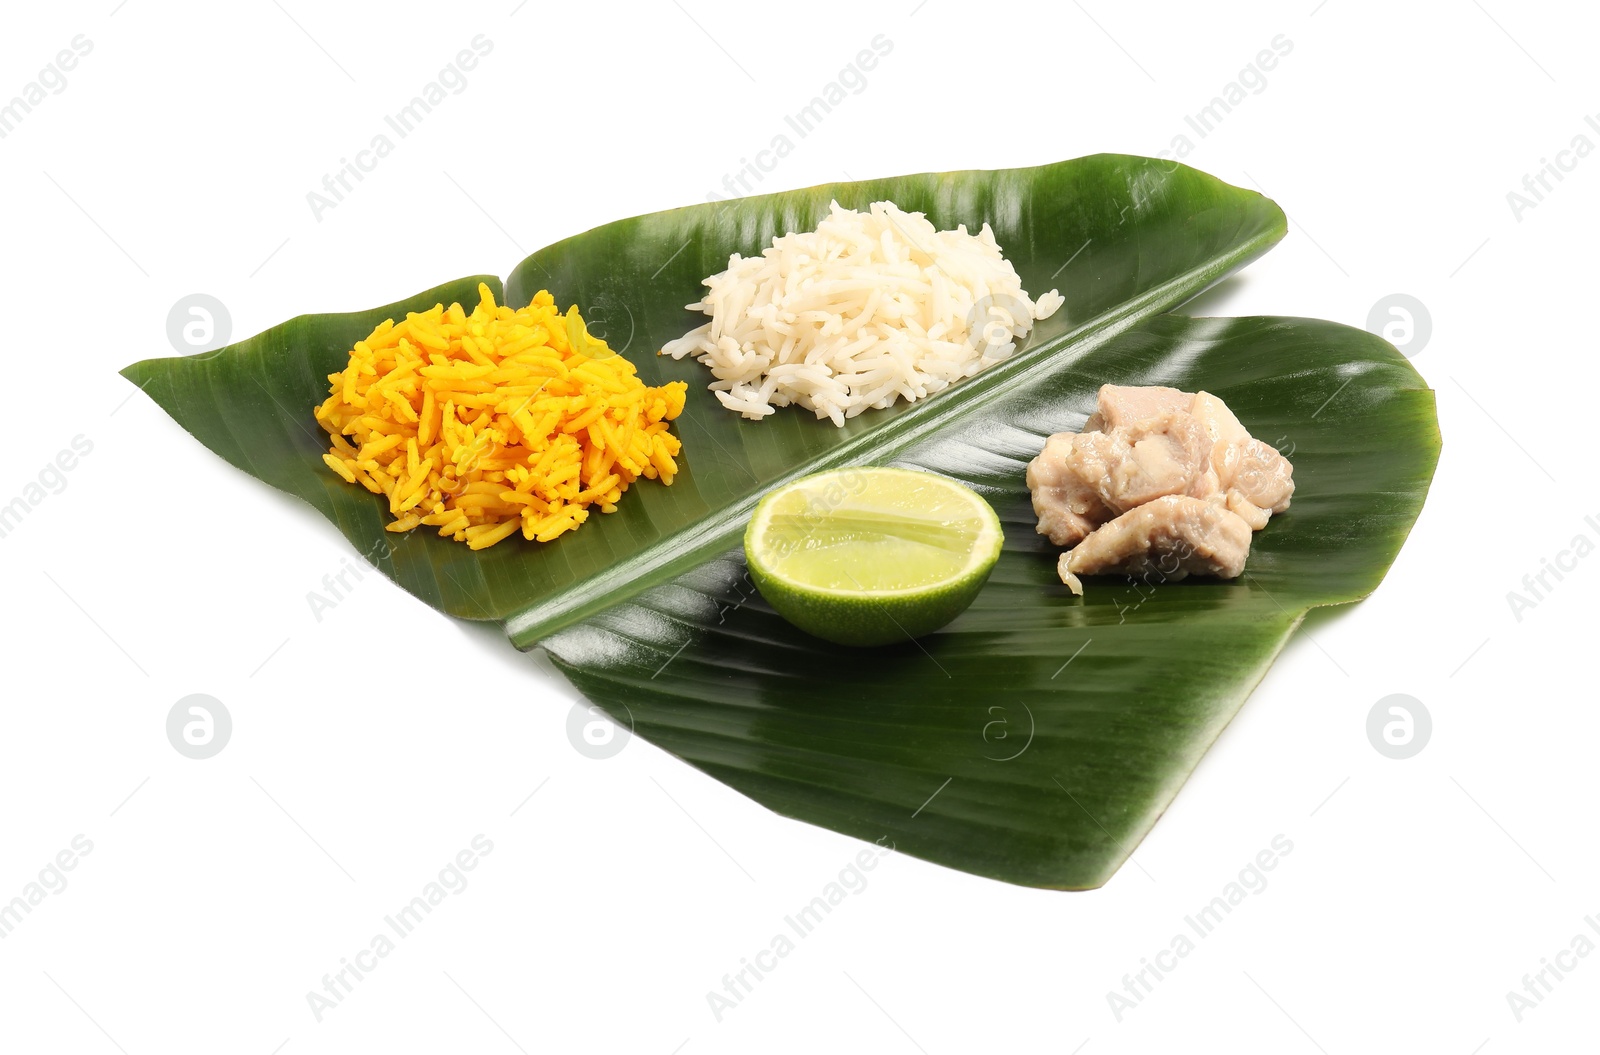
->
315;283;686;549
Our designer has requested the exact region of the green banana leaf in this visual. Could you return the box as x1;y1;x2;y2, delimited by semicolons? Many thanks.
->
544;313;1439;888
121;155;1440;889
125;154;1286;646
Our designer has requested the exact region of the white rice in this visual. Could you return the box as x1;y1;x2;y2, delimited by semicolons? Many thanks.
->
660;200;1063;426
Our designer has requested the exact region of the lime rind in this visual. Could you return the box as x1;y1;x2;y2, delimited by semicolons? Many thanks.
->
743;467;1004;645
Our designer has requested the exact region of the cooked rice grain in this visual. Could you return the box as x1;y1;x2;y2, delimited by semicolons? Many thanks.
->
660;201;1062;426
316;283;686;548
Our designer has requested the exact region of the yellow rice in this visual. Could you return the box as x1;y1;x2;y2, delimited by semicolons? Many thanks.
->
315;283;686;549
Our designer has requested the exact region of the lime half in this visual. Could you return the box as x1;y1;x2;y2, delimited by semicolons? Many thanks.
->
744;467;1004;648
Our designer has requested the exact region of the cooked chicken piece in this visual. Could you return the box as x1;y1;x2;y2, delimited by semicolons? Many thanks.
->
1029;384;1294;592
1057;496;1254;596
1026;432;1113;546
1226;492;1272;530
1081;384;1192;433
1066;411;1212;512
1188;390;1250;496
1027;409;1211;546
1226;438;1296;514
1189;391;1251;452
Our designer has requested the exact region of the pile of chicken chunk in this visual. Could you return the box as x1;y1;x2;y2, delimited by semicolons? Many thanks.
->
1025;384;1295;595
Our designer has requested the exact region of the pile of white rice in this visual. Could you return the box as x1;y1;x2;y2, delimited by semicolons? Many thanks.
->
660;200;1063;426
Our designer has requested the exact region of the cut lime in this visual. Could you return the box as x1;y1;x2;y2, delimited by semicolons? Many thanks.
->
743;467;1004;647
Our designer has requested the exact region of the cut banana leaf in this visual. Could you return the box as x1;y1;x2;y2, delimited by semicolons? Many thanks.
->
123;154;1285;644
545;314;1439;888
120;155;1440;888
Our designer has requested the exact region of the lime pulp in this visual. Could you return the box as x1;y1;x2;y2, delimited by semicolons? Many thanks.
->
743;467;1003;647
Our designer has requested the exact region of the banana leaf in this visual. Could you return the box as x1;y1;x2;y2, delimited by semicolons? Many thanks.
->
121;155;1439;888
125;155;1286;645
544;314;1438;888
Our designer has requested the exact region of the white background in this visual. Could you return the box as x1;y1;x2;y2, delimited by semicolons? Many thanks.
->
2;1;1594;1051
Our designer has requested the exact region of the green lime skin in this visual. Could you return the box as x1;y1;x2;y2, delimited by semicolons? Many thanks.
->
742;467;1004;648
745;555;999;647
